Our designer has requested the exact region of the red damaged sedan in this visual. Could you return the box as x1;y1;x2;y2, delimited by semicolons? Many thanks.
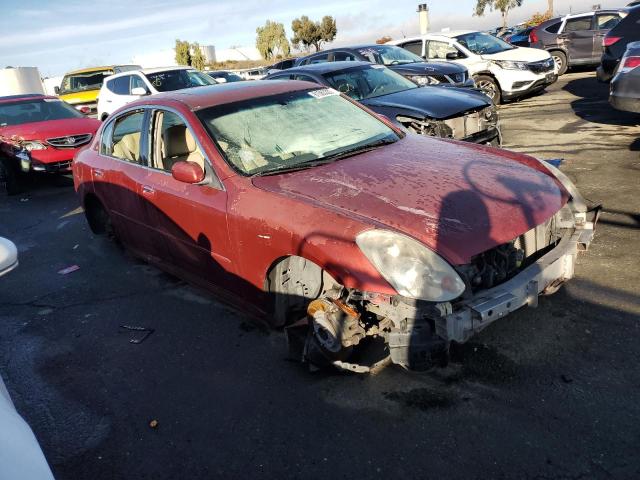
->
73;81;598;372
0;94;100;194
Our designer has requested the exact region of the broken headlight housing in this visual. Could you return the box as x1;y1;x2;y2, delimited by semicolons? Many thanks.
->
356;229;466;302
22;141;46;151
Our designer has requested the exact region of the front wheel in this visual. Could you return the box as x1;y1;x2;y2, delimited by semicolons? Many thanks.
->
551;51;568;75
474;75;502;104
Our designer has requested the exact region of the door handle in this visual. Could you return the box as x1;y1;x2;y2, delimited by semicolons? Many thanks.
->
141;185;155;195
93;169;104;178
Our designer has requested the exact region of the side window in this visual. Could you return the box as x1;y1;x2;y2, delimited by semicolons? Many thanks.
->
152;110;206;173
293;74;318;83
266;74;293;80
110;76;131;95
596;14;622;30
545;21;562;33
110;110;145;163
332;51;357;61
426;41;458;60
309;53;329;64
401;41;423;56
565;17;593;32
130;75;147;91
99;121;114;156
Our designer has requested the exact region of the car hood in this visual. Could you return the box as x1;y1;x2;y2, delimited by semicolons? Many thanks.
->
0;118;101;142
361;86;490;119
253;135;568;265
483;46;551;62
58;89;100;105
389;61;467;75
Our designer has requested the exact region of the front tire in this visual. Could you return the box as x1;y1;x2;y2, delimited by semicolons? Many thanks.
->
551;51;568;75
474;75;502;104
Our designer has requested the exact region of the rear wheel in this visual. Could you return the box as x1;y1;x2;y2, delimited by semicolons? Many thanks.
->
0;158;23;195
474;75;501;104
551;51;568;75
85;196;116;240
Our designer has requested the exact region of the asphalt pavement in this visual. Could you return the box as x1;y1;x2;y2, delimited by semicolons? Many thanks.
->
1;71;639;479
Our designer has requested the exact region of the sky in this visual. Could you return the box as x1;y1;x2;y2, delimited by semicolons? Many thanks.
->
0;0;627;77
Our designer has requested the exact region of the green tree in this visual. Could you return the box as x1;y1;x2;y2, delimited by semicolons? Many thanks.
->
175;39;192;66
474;0;524;29
291;15;337;52
191;42;206;70
256;20;291;60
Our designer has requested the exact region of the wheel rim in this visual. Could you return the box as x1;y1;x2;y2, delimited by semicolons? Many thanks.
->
552;55;564;72
478;80;497;102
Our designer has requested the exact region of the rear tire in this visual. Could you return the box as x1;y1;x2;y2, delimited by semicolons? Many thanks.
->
0;157;23;196
474;75;502;104
551;51;568;75
85;196;116;240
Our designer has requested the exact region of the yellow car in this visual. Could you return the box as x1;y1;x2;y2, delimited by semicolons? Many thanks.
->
56;65;140;117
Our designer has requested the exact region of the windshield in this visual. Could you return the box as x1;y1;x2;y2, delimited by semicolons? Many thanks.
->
455;32;515;55
60;69;112;94
0;98;83;127
196;89;399;175
323;65;416;100
357;45;424;65
144;70;217;92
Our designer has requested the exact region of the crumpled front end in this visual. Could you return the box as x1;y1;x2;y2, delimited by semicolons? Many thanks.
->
288;166;598;373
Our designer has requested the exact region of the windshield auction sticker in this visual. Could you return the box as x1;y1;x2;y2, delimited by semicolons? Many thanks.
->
308;88;339;99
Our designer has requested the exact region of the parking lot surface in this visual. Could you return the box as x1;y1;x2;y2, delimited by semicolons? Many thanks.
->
1;71;639;479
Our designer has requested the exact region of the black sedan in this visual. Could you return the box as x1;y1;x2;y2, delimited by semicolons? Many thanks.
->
265;61;500;145
598;4;640;82
294;44;475;89
609;41;640;113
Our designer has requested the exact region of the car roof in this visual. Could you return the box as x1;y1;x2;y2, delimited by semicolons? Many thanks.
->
63;65;134;75
396;31;477;42
105;66;193;80
0;94;50;104
144;80;317;110
564;8;628;19
284;61;371;74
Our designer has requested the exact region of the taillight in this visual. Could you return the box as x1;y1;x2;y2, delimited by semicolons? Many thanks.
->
603;36;621;47
623;56;640;69
529;28;539;44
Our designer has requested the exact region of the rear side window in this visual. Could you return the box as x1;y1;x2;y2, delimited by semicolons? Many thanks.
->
107;76;131;95
110;110;145;163
545;21;562;33
332;51;357;61
596;13;622;30
400;41;423;56
309;53;329;64
565;17;593;32
293;74;317;82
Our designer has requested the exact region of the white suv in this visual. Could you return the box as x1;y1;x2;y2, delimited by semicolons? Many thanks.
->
391;31;558;103
97;67;217;121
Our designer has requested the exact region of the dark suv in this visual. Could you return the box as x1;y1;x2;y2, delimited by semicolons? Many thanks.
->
529;9;627;75
294;45;475;88
598;5;640;82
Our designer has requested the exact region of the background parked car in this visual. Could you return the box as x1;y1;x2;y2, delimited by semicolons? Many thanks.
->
295;45;474;88
0;94;100;194
609;41;640;113
267;58;297;74
56;65;140;117
529;9;627;75
391;31;557;104
264;61;500;145
508;26;535;47
97;67;217;120
598;4;640;82
207;70;244;83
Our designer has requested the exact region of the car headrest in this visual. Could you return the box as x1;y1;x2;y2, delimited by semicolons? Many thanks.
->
164;125;196;158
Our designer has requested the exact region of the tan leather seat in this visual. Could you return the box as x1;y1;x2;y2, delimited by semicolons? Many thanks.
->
162;125;204;171
113;132;141;162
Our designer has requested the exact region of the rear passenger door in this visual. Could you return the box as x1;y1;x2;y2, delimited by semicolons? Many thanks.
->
560;16;596;64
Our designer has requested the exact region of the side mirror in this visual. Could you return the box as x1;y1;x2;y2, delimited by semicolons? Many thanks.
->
54;86;60;95
171;161;205;184
446;52;459;60
131;87;148;96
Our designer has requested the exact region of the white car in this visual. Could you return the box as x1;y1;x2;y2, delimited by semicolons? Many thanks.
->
97;67;217;121
391;31;558;104
0;237;17;276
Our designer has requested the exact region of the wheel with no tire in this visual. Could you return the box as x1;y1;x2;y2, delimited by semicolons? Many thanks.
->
474;75;501;104
0;158;23;195
551;51;568;75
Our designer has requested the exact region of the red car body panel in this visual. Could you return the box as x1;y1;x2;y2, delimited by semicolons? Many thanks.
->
73;83;569;316
0;96;100;169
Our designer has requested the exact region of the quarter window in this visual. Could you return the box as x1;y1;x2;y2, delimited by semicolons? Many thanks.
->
110;110;145;163
596;14;621;30
545;21;562;33
565;17;593;32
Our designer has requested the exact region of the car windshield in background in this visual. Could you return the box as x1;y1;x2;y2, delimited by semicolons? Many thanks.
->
455;32;515;55
196;89;399;176
0;99;83;127
323;66;417;100
59;70;112;94
144;70;217;92
210;72;244;82
357;45;424;65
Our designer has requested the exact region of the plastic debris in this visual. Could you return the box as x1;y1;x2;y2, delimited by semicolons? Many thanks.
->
119;324;154;344
57;265;80;275
149;419;159;429
544;158;564;168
